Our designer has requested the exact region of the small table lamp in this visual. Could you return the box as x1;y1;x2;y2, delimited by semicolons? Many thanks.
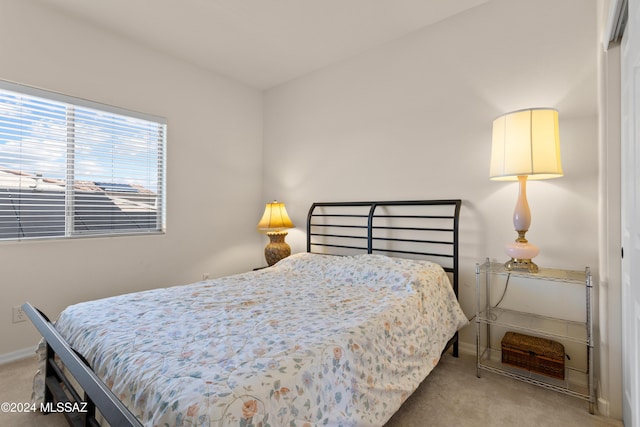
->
257;201;295;266
490;108;563;273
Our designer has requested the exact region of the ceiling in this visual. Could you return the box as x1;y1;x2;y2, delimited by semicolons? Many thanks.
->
34;0;490;90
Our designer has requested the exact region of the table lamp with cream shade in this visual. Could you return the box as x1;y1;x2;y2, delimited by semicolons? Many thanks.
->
490;108;563;273
257;201;295;266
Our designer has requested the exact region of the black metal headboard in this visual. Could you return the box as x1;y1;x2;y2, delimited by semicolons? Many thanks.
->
306;199;462;295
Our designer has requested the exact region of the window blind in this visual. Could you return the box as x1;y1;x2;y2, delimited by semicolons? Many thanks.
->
0;80;166;241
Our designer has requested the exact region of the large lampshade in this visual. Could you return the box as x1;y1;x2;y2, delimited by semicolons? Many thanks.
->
490;108;563;273
257;201;294;266
490;108;563;181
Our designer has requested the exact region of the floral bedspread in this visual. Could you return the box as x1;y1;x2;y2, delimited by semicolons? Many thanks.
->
35;253;467;427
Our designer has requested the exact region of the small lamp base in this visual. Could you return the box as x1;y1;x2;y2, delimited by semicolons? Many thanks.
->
504;241;540;273
264;231;291;266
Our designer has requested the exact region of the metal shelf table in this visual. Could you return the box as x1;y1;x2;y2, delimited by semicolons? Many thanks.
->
475;260;595;413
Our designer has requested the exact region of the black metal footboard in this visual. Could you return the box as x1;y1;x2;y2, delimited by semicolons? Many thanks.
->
22;302;142;427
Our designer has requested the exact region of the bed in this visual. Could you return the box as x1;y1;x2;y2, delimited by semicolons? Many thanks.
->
24;199;466;427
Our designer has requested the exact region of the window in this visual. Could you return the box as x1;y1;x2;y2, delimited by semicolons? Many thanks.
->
0;80;166;241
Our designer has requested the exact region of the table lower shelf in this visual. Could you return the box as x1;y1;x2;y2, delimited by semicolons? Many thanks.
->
477;346;594;413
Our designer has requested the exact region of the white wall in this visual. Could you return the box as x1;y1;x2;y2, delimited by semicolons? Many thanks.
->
0;0;265;356
264;0;607;408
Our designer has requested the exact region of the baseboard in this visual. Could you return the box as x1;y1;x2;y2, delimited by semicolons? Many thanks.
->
0;346;36;365
597;397;610;417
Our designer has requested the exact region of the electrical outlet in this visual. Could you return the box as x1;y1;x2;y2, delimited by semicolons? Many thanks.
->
12;306;27;323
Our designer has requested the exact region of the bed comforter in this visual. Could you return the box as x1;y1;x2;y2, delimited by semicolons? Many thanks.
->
34;253;467;427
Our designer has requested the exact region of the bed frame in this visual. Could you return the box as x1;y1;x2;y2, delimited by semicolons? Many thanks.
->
307;199;462;357
23;199;462;427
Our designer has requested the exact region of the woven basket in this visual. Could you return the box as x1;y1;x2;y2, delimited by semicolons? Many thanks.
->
501;331;565;380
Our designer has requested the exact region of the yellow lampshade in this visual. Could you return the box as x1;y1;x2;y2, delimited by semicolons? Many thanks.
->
490;108;563;181
257;201;294;232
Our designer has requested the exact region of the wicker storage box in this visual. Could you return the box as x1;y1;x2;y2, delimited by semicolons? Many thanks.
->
501;331;565;380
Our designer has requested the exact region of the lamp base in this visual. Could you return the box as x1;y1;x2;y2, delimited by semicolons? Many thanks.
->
264;231;291;266
504;241;540;273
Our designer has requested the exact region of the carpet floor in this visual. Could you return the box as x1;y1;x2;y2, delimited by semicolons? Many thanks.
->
0;351;623;427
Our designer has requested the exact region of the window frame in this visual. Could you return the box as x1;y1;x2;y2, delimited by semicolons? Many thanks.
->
0;80;166;242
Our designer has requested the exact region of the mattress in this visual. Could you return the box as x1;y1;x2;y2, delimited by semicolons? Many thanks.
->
34;253;467;426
